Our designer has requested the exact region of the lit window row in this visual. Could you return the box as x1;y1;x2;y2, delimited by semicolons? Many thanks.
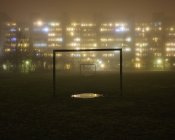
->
100;28;113;32
68;42;80;47
152;37;159;42
135;27;151;32
166;54;175;57
166;48;175;51
78;43;97;47
48;43;62;47
166;43;175;46
48;38;63;42
18;43;29;48
136;43;148;47
103;54;115;57
4;48;11;52
167;27;174;31
167;33;175;36
70;53;96;57
6;22;17;26
49;22;60;26
34;43;47;47
80;23;95;27
136;48;147;52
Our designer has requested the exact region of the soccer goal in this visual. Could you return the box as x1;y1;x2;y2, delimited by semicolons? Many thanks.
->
53;48;123;97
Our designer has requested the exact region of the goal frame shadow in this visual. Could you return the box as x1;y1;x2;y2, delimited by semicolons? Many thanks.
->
53;48;123;97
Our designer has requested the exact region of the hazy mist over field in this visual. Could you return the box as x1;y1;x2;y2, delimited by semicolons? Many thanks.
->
1;0;175;21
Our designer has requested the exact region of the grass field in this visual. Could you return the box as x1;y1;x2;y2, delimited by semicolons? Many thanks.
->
0;71;175;139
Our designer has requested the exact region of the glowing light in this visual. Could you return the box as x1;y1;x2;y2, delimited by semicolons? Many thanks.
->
146;27;150;31
76;47;80;50
70;32;75;36
125;48;131;52
136;58;140;61
126;37;132;42
10;28;16;32
74;37;81;42
135;63;141;68
166;43;175;47
170;27;174;31
2;64;7;70
48;33;56;37
34;43;47;47
153;37;159;42
11;37;17;42
5;48;11;52
71;93;103;99
159;27;162;31
42;27;49;32
100;64;105;68
67;28;75;31
165;59;169;62
136;43;148;47
65;64;71;70
115;24;129;32
25;61;30;65
136;27;141;31
57;38;63;42
115;26;126;32
93;43;97;47
83;54;87;57
35;20;43;26
50;22;60;26
72;22;78;26
157;59;162;65
166;47;175;55
97;60;102;64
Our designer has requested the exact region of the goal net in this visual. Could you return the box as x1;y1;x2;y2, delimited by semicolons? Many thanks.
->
80;64;96;76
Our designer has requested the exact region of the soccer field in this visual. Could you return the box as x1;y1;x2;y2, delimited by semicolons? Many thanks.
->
0;72;175;139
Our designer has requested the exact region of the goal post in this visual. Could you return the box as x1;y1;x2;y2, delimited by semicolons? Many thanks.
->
53;48;123;97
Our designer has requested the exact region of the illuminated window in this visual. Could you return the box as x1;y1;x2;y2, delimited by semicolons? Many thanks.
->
34;43;47;47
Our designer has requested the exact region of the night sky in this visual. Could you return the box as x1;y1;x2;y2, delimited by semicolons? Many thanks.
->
0;0;175;21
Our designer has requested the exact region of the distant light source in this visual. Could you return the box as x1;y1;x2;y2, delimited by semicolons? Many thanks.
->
97;59;103;64
146;27;150;31
35;20;43;26
75;37;81;42
2;64;7;70
25;61;30;65
157;59;163;65
50;22;60;26
43;27;49;32
126;37;132;42
100;64;105;68
125;48;131;52
10;28;16;32
165;59;169;62
11;37;17;42
135;63;141;68
115;25;129;33
170;27;174;31
76;47;80;50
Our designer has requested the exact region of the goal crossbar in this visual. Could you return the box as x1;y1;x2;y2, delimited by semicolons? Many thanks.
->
53;48;123;97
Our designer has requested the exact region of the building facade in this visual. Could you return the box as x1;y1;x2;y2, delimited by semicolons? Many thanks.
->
1;18;175;72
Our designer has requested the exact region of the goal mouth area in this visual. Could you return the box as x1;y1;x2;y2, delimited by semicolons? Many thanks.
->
53;48;123;97
71;93;103;99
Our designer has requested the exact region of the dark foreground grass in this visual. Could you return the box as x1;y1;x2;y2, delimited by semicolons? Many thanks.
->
0;72;175;139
